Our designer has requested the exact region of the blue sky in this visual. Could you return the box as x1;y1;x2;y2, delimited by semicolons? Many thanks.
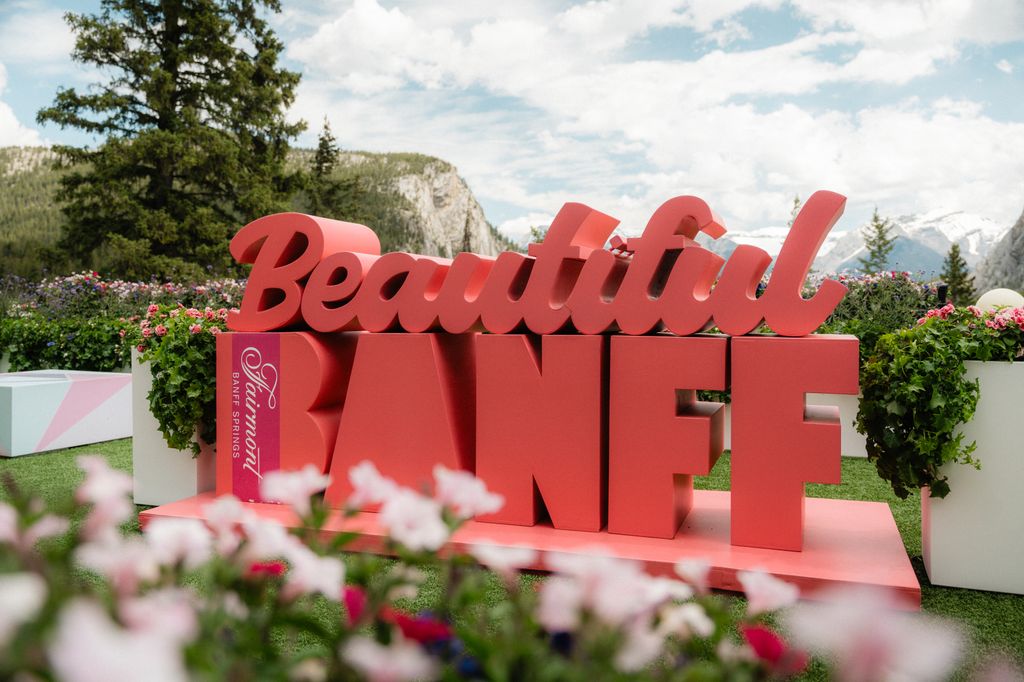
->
1;0;1023;243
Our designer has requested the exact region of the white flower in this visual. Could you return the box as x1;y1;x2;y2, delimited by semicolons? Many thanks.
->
737;570;799;616
537;576;584;632
48;599;188;682
119;588;198;645
470;543;538;583
82;496;134;544
76;536;160;596
784;586;963;682
342;634;439;682
658;603;715;640
545;551;669;626
432;465;504;519
261;465;331;518
379;489;449;552
281;545;345;602
347;461;398;508
144;518;213;569
674;558;711;594
614;621;665;673
23;514;70;547
203;495;253;556
0;572;47;646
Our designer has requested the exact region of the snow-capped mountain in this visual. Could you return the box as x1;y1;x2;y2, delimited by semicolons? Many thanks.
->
812;210;1009;275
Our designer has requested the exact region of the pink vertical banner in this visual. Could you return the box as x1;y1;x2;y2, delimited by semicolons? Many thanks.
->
231;333;281;503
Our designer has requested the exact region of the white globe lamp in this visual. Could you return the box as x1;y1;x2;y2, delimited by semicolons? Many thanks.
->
975;288;1024;312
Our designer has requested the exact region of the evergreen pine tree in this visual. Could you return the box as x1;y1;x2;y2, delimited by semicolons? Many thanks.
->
37;0;304;280
941;243;976;305
309;118;340;217
858;208;897;273
787;195;801;228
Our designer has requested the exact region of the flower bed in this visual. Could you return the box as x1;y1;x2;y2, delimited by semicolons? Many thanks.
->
0;458;967;680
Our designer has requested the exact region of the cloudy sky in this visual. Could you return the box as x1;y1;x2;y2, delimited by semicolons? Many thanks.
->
1;0;1023;242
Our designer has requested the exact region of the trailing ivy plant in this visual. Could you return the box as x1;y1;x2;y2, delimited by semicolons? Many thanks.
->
857;303;1024;499
130;304;230;456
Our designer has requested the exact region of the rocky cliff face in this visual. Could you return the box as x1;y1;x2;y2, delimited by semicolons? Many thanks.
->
974;206;1024;292
390;159;504;257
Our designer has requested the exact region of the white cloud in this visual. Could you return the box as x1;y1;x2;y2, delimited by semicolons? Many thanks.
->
0;9;74;67
996;58;1014;74
0;62;44;145
279;0;1024;237
497;212;555;243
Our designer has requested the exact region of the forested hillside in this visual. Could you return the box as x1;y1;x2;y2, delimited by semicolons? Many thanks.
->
0;146;514;279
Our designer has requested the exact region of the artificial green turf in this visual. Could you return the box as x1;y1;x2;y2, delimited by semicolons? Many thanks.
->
2;442;1022;679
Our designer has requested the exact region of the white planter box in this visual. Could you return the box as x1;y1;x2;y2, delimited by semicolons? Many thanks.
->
720;393;866;457
132;350;215;506
0;370;132;457
922;360;1024;594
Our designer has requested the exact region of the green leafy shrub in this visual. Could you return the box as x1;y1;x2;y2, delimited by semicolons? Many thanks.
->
0;316;132;372
817;271;940;364
857;303;1024;499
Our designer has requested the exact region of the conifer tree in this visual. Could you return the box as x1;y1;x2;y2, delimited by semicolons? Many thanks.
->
37;0;304;280
858;208;897;273
309;118;340;217
941;243;976;305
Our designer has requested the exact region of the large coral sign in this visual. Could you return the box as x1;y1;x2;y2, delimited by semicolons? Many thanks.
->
215;190;859;553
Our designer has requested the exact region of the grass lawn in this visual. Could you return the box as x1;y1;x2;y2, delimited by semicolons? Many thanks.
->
2;439;1022;679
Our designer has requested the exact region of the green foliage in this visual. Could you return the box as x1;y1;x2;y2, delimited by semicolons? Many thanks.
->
0;316;132;372
131;305;229;455
36;0;304;280
857;304;1024;499
941;243;976;305
818;272;940;364
858;208;897;273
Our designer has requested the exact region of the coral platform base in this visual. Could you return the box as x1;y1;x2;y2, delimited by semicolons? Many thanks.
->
140;490;920;609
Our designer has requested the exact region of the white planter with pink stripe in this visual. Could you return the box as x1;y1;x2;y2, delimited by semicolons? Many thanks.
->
0;370;132;457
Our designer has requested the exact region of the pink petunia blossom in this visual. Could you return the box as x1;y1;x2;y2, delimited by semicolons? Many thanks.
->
146;303;159;316
280;545;345;602
537;576;584;632
48;599;188;682
202;495;252;556
737;570;799;616
260;465;331;518
347;461;398;508
379;489;449;552
470;542;538;583
188;323;201;334
155;325;168;336
209;327;221;335
144;518;213;569
785;586;963;682
119;588;198;645
76;536;160;596
341;635;439;682
0;572;47;647
432;465;504;519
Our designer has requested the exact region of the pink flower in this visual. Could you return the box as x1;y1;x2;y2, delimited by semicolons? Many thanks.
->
202;495;252;556
76;456;133;543
146;303;159;316
658;603;715;640
784;586;963;682
76;537;160;596
343;586;368;626
537;576;584;631
186;308;201;319
342;635;439;682
188;324;201;334
246;560;287;578
239;517;302;563
675;558;711;594
280;545;345;602
379;489;449;552
119;588;198;645
142;327;153;338
155;325;168;337
0;503;16;545
347;461;398;508
737;570;799;616
260;465;331;518
137;344;145;353
614;621;665;672
741;624;808;676
48;599;188;682
169;309;180;318
118;329;126;338
470;542;538;583
209;326;221;335
205;310;215;320
383;608;452;644
22;514;69;548
432;465;504;519
144;518;213;569
0;572;47;646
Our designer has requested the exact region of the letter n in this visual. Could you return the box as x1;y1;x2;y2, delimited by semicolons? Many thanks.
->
324;333;475;507
730;334;859;551
607;335;727;538
475;335;606;531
